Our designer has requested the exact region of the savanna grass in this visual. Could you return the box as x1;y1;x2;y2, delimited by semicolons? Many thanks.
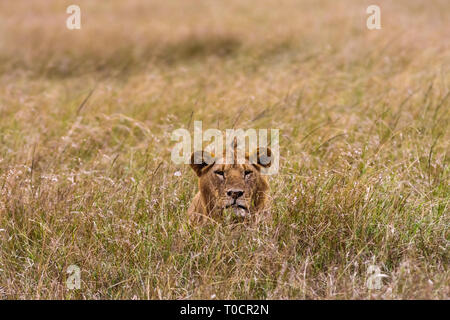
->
0;0;448;299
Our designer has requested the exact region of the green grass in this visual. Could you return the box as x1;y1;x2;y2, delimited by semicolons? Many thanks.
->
0;0;448;299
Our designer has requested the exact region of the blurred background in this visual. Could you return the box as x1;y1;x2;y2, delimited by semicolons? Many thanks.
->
0;0;448;77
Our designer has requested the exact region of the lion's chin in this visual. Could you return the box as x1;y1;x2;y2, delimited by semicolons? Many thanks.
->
234;206;249;218
225;204;249;218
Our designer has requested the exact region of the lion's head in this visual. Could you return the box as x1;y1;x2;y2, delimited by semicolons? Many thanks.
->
188;146;272;221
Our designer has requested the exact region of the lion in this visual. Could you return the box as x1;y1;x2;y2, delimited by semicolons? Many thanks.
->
187;144;272;223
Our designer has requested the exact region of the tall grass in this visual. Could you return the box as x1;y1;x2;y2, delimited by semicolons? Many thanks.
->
0;0;448;299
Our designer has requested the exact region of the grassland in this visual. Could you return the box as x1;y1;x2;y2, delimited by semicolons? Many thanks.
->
0;0;448;299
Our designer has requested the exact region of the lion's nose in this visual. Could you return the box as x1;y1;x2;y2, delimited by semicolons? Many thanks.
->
227;189;244;199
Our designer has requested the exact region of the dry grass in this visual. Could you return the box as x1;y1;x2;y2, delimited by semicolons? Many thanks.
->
0;0;449;299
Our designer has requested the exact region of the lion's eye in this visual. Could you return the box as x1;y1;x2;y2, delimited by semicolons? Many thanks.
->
244;170;253;177
214;170;225;177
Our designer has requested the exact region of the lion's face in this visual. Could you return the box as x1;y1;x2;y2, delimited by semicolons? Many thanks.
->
190;148;271;218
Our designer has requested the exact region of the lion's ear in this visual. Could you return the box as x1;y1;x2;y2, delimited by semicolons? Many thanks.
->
190;150;215;176
249;147;272;169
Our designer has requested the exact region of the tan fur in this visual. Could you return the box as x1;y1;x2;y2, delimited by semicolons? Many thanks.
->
187;148;272;223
